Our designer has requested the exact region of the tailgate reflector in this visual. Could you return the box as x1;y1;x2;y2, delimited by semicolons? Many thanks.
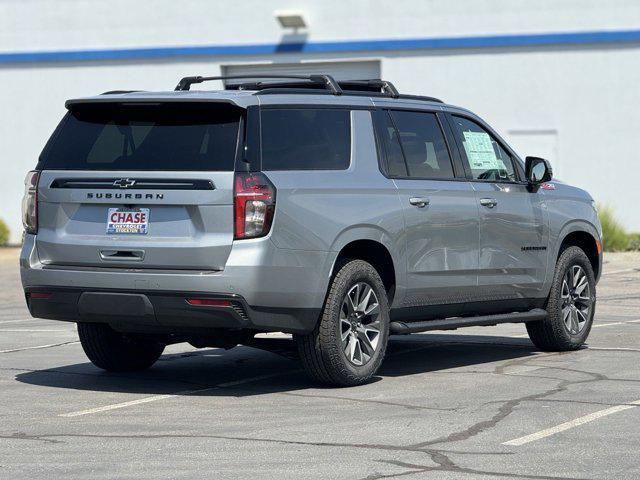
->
30;292;53;299
186;298;232;307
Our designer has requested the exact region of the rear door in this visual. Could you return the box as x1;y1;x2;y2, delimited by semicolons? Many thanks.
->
446;113;549;298
35;101;244;270
374;108;480;310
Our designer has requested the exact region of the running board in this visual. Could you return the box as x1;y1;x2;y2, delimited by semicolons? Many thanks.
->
389;308;547;335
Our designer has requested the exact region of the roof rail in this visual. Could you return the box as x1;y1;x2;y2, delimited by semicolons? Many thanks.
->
174;74;343;95
252;87;443;103
396;93;444;104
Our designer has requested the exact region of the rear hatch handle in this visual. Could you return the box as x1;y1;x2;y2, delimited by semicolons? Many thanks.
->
100;250;145;262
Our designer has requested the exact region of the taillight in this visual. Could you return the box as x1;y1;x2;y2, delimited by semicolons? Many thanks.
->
234;172;276;239
22;170;39;234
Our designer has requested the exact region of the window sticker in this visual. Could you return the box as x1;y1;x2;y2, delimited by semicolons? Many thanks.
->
462;131;506;170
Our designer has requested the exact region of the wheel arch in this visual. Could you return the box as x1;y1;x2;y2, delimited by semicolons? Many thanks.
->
328;227;404;306
556;222;602;281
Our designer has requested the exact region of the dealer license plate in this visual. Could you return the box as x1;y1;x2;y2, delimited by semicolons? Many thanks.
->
106;208;149;235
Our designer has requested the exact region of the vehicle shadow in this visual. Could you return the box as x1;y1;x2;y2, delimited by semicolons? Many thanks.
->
15;334;538;397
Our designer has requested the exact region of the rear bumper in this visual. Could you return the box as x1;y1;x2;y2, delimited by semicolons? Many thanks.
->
20;234;333;334
24;286;320;334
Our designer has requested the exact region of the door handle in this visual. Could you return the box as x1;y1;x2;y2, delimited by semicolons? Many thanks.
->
409;197;430;208
480;198;498;208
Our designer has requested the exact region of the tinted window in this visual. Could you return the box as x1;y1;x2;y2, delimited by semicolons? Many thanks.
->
451;116;516;181
39;103;242;171
389;111;454;179
261;109;350;170
376;111;407;177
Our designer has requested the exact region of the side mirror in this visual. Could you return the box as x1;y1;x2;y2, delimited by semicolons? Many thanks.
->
525;156;553;185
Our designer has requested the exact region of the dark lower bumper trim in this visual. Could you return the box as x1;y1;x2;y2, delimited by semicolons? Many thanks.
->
24;286;320;334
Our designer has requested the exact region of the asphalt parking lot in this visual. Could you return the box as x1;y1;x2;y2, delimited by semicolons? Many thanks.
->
1;248;639;479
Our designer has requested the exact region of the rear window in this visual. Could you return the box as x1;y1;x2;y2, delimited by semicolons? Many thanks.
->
260;108;351;170
39;103;242;171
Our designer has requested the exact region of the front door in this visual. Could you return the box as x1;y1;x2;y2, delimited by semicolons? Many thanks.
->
447;114;549;300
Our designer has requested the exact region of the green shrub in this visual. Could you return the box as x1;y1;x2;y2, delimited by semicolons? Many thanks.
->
0;218;9;247
628;233;640;252
597;204;629;252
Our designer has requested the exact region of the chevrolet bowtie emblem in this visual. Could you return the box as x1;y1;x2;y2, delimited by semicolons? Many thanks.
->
113;178;136;188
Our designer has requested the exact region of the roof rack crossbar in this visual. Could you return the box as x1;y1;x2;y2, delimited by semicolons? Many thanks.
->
379;80;400;98
174;74;343;95
341;79;400;98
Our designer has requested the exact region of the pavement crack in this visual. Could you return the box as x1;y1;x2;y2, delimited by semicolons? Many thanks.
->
527;398;640;408
527;365;607;382
277;392;456;411
406;352;610;450
493;352;559;375
408;388;561;449
0;432;64;445
0;431;590;480
364;457;591;480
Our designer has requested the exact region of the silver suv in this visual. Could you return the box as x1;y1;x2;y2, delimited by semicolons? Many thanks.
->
20;74;602;386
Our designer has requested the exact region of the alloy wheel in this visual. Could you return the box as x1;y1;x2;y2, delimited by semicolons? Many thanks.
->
560;265;593;335
340;282;381;366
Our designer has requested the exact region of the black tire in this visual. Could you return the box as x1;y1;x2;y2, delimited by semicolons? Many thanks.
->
526;246;596;351
77;323;165;372
295;259;390;387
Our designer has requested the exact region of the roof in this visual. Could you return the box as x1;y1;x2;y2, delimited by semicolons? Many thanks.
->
66;88;453;111
65;74;450;110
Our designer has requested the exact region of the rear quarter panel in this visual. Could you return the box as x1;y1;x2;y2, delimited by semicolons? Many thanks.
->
263;109;407;307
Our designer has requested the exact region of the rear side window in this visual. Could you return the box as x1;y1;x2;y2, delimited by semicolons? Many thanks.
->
388;110;454;179
39;103;242;171
375;111;407;177
260;109;351;170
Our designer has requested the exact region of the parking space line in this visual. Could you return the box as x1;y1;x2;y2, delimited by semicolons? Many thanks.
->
591;318;640;328
59;394;180;417
0;318;43;325
0;329;75;332
602;268;640;276
588;346;640;352
59;343;449;418
503;399;640;446
509;318;640;338
0;341;79;354
59;370;300;418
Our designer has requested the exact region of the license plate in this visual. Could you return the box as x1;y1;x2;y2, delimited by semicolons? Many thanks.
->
106;208;149;235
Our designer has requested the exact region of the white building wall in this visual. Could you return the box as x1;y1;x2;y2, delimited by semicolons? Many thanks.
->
3;0;640;50
384;46;640;215
1;0;640;242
